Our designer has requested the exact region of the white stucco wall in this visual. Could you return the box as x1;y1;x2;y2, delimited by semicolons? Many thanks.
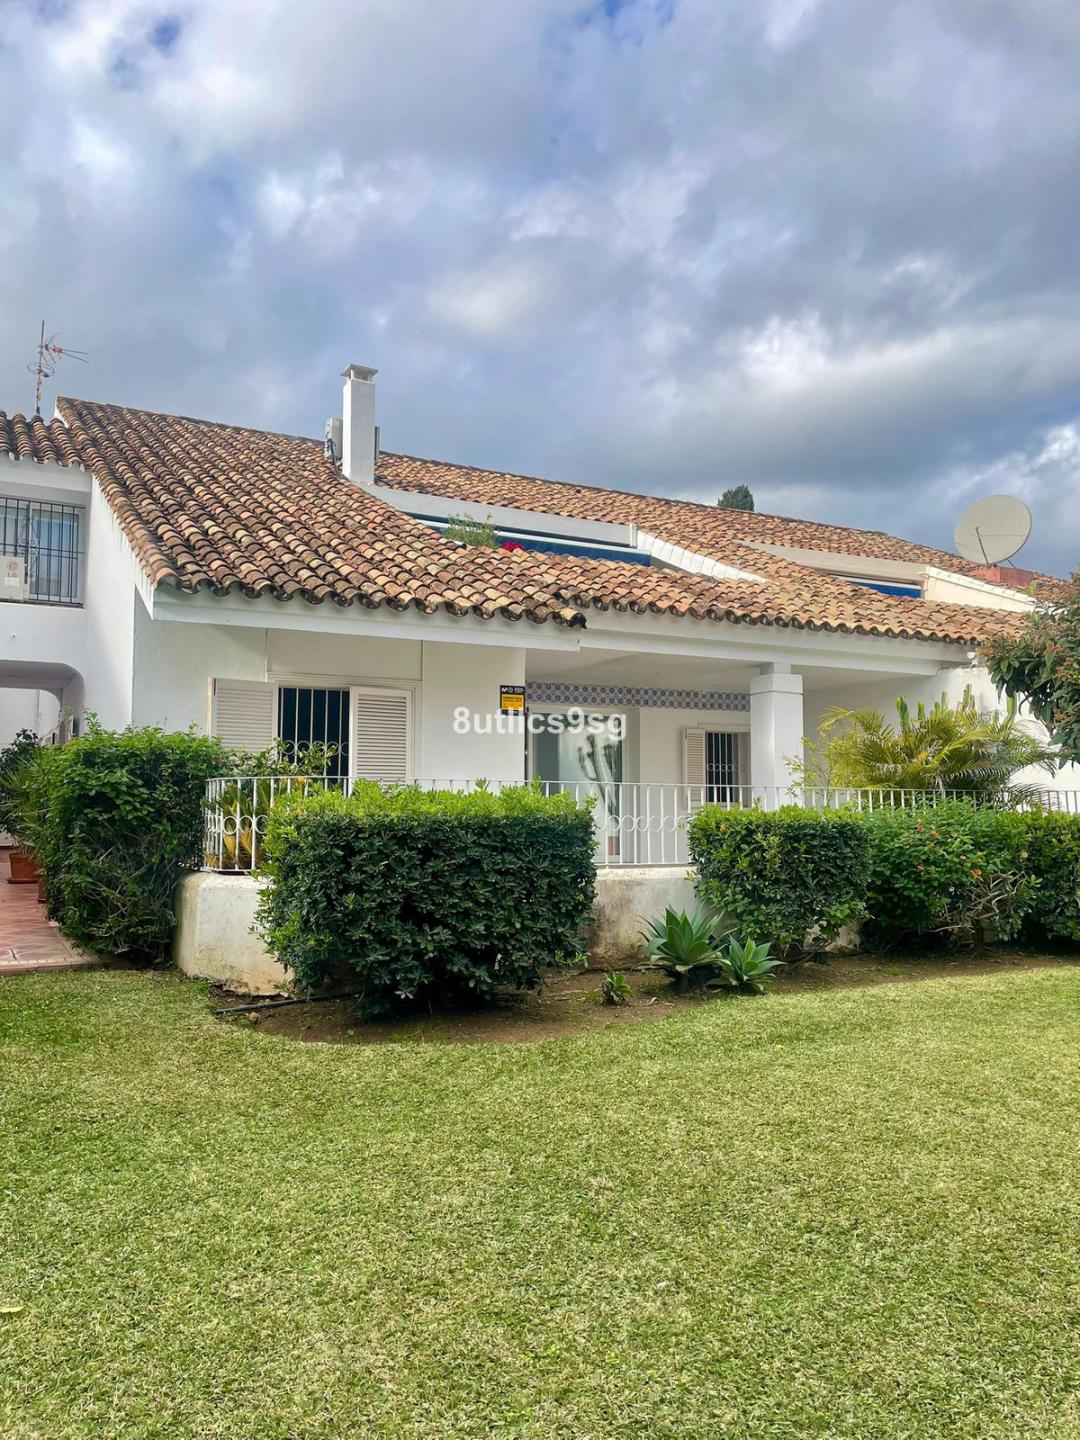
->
922;568;1035;613
174;872;287;995
133;611;270;730
420;641;527;781
269;630;423;682
636;706;749;783
0;689;61;745
174;863;707;992
80;484;146;730
587;867;700;963
130;620;528;781
0;602;86;687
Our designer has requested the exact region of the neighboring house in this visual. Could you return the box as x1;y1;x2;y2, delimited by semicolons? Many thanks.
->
0;365;1075;842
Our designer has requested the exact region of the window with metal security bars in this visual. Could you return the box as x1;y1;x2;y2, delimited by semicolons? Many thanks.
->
705;731;740;802
277;686;350;780
0;499;84;605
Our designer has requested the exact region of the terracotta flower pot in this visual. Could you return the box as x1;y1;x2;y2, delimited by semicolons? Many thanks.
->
7;851;41;885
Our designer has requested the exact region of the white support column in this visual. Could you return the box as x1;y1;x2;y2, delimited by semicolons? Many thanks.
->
750;664;804;803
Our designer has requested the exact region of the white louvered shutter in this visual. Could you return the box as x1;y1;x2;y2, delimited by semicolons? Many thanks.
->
683;726;707;813
682;727;706;786
349;686;413;784
209;679;276;753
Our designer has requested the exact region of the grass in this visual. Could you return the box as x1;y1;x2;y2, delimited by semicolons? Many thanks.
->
1;966;1078;1440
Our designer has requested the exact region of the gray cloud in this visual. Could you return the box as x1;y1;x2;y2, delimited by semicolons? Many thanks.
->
2;0;1079;572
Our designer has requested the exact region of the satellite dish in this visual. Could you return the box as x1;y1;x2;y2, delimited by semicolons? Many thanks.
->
953;495;1032;566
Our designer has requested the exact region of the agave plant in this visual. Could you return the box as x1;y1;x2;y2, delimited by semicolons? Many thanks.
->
641;907;726;987
809;686;1056;799
707;936;782;995
600;970;633;1006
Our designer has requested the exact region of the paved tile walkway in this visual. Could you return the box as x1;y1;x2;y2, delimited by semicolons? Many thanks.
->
0;850;96;975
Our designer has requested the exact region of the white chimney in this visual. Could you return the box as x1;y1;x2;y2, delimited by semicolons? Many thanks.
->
340;363;378;485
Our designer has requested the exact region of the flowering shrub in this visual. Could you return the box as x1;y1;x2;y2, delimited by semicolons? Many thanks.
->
860;803;1035;945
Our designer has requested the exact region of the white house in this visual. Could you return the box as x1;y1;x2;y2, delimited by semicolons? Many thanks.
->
0;365;1075;851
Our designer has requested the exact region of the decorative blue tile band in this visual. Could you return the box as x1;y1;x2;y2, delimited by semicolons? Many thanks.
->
525;683;750;712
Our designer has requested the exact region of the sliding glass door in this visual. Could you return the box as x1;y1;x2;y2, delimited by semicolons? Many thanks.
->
530;712;626;859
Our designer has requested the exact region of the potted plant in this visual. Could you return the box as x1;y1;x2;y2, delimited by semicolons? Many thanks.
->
3;744;49;886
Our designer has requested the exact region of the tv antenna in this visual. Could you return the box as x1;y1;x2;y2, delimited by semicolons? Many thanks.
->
28;321;88;416
953;495;1032;568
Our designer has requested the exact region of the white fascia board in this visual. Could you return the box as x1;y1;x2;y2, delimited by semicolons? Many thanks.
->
742;541;926;583
152;585;963;676
151;587;584;652
637;532;764;583
368;482;637;548
0;453;91;506
923;565;1037;613
581;610;963;674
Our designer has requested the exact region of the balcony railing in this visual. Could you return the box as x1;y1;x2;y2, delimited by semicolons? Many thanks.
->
202;776;1080;873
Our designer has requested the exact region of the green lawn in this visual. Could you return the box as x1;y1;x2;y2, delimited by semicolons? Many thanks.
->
1;968;1078;1440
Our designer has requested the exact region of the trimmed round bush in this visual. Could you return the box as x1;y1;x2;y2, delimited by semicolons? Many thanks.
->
256;782;597;1013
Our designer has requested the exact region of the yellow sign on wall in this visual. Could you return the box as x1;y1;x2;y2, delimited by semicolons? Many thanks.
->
500;685;526;714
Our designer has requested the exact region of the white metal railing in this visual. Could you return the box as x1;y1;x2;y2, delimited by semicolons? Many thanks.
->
201;776;1080;873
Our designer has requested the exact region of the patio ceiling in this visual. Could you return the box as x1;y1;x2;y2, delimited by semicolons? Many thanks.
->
525;647;760;692
524;646;967;696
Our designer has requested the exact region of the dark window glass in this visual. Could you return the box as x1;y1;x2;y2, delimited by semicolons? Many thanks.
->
705;732;740;803
276;687;350;780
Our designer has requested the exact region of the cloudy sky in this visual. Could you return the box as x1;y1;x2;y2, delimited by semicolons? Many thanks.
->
2;0;1079;573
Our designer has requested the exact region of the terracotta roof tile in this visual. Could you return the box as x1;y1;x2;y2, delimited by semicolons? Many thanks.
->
0;411;81;466
0;396;1037;647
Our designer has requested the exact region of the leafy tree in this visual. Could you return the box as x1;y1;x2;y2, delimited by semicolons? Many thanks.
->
802;687;1056;798
718;484;755;511
985;571;1080;763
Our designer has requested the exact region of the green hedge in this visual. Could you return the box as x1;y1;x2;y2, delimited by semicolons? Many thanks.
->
256;783;597;1013
1022;811;1080;943
688;801;1080;952
35;726;227;964
687;806;868;956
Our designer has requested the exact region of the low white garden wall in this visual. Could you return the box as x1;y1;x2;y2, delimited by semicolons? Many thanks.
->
174;866;702;994
174;872;288;995
586;867;699;965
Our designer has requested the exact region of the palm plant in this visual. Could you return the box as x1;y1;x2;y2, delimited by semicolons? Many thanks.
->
809;687;1056;799
4;746;53;856
0;729;40;840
